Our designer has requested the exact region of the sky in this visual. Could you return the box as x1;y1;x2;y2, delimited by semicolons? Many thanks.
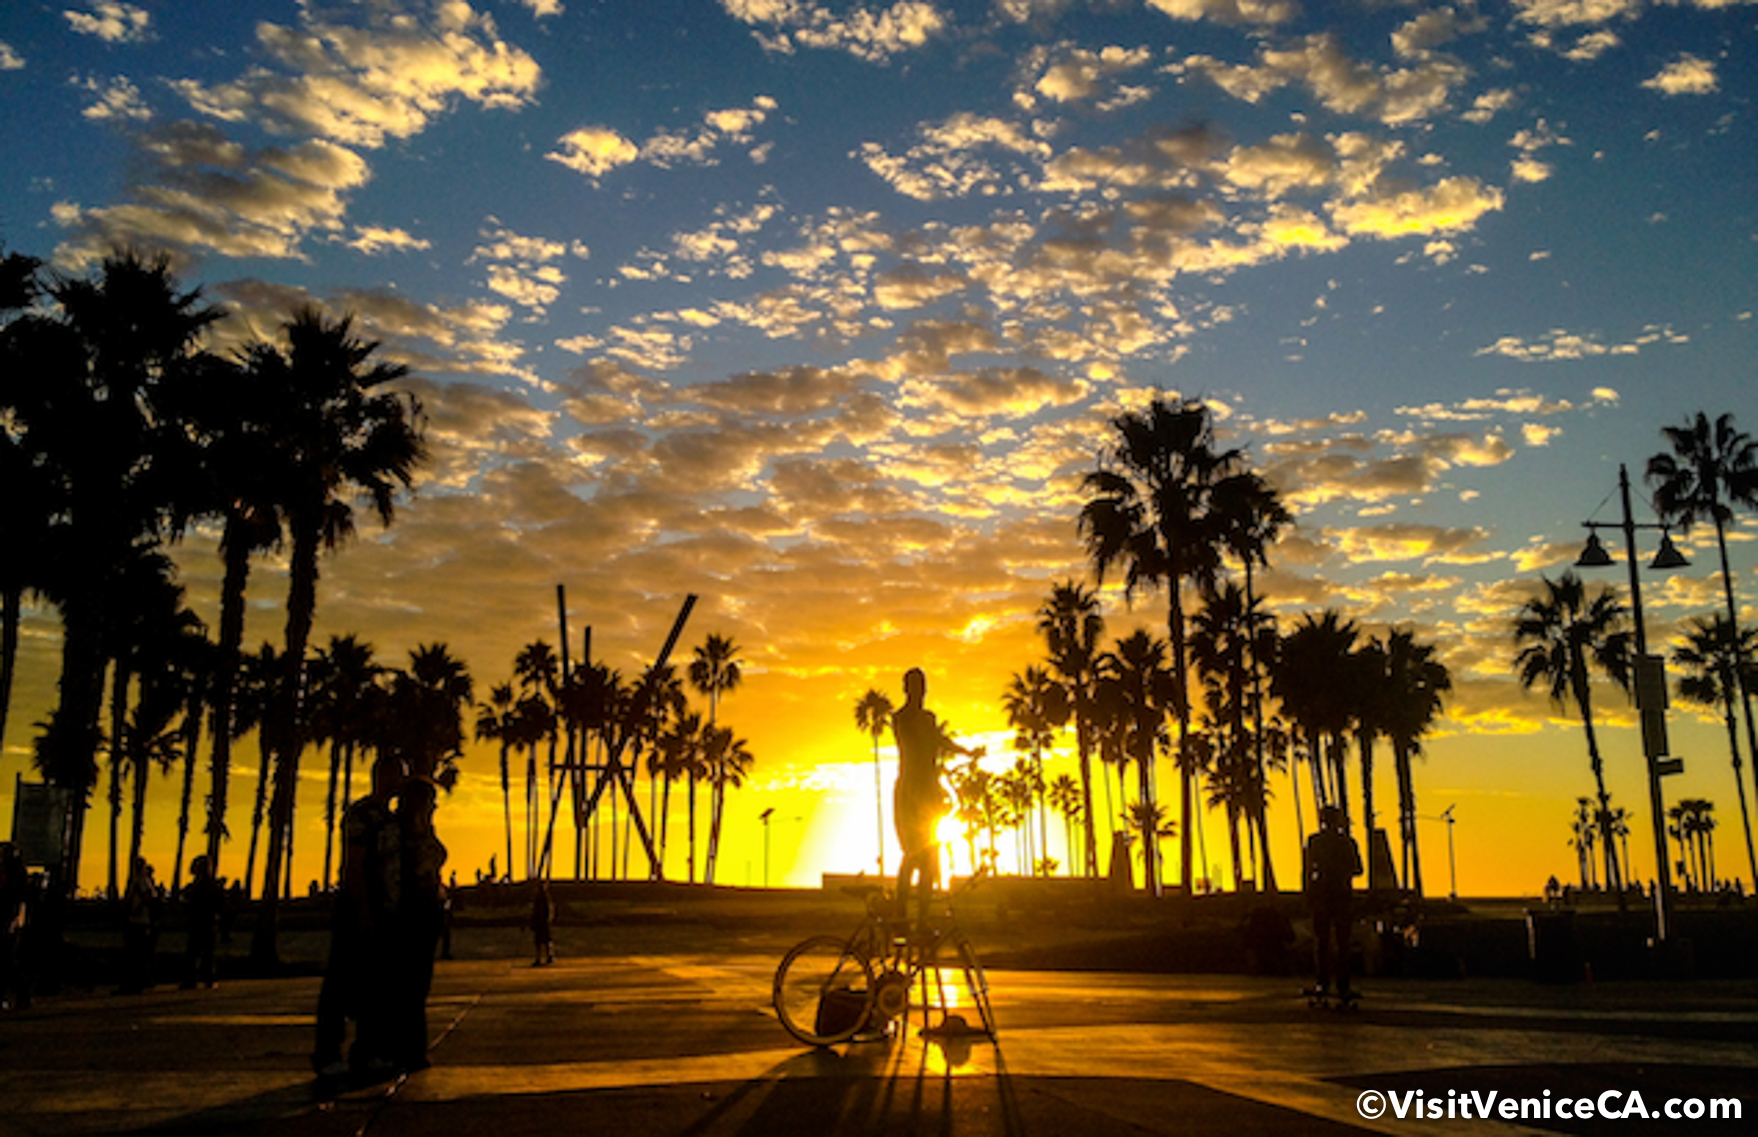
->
1;0;1756;898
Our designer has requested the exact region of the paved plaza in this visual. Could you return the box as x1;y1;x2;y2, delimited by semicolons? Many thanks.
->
1;945;1753;1136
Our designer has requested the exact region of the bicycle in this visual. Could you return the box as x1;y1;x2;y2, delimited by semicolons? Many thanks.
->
772;867;997;1047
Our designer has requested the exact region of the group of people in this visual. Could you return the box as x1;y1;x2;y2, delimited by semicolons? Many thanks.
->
312;755;448;1080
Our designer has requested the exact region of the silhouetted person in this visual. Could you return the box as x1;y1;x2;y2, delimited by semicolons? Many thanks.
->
439;872;456;961
891;668;979;933
531;881;554;966
181;855;222;989
392;778;447;1071
117;858;160;995
1305;806;1362;999
313;754;404;1079
0;843;29;1010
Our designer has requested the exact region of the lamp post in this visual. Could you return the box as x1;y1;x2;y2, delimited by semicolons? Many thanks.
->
759;808;775;888
1440;804;1458;900
1576;463;1689;943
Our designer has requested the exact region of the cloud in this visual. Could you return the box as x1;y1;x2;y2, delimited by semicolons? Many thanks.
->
1327;523;1496;564
0;42;22;69
344;225;431;256
77;75;151;121
64;2;151;44
1329;176;1504;239
1474;325;1689;361
513;0;565;16
1182;34;1469;127
1015;43;1154;112
547;126;640;179
720;1;948;63
1146;0;1297;27
1643;54;1718;96
859;112;1052;201
172;0;540;149
51;124;370;269
1509;0;1641;28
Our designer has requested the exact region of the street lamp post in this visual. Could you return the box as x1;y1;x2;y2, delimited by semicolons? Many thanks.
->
1576;463;1689;943
1441;804;1458;900
759;808;775;888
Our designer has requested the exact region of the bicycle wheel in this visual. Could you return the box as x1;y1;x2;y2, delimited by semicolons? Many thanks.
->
773;935;876;1046
954;936;997;1038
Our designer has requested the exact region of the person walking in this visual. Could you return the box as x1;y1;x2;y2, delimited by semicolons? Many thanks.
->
181;855;222;989
1305;806;1363;1000
0;843;30;1010
530;880;554;967
117;858;160;995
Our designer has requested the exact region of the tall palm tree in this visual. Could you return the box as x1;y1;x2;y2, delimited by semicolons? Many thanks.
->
0;248;45;771
1210;469;1290;892
1382;628;1451;894
1046;773;1084;875
1512;571;1633;895
656;711;705;881
1192;582;1266;892
689;633;742;884
1080;395;1237;894
1274;610;1360;824
853;688;895;876
1673;615;1758;887
310;635;379;891
1349;636;1393;887
233;642;279;900
251;307;425;964
476;682;519;885
1037;580;1105;878
5;251;223;895
513;639;561;826
1004;665;1069;876
1648;413;1758;841
1098;630;1178;888
703;723;754;882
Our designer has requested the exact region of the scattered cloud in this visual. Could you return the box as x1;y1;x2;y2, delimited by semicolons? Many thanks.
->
719;0;949;63
1644;54;1718;96
0;42;26;70
64;2;151;44
1475;325;1689;361
344;225;432;256
76;75;150;121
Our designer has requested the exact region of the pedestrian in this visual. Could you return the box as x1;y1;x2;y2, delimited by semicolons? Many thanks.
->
530;880;554;966
0;843;30;1010
1304;806;1362;1000
117;858;160;995
392;777;447;1072
181;855;222;989
312;754;404;1080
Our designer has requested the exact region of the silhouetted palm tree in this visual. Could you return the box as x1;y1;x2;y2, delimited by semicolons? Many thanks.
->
853;688;895;876
310;635;380;890
703;723;754;882
0;248;45;772
1080;396;1236;894
252;307;425;964
1673;615;1758;887
1274;610;1360;826
476;682;519;885
6;251;223;895
1192;582;1264;892
1382;628;1451;894
1513;571;1632;894
689;634;742;884
1098;630;1178;886
1649;412;1758;844
1046;773;1083;875
233;642;279;899
1004;665;1069;876
1037;580;1105;878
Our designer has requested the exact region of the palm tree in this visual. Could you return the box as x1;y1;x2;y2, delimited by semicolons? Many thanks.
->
1571;798;1598;889
1046;773;1084;875
1098;630;1179;887
233;642;279;899
1037;580;1105;878
703;724;754;882
1673;615;1758;887
251;306;425;964
689;633;742;884
1648;412;1758;821
1004;665;1069;876
476;682;519;885
390;643;473;786
1382;628;1451;894
1192;582;1264;891
853;688;895;876
6;251;223;895
1512;571;1633;895
0;248;45;771
1123;799;1176;885
1349;637;1393;887
1080;395;1238;894
656;711;705;881
1210;469;1290;892
514;639;561;830
1274;611;1360;826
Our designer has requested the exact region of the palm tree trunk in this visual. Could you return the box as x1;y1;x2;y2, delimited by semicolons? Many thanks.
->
1076;715;1099;879
688;772;698;884
1243;568;1277;893
659;775;675;881
1715;671;1758;886
253;520;319;966
500;741;514;884
1708;520;1758;871
1167;587;1187;898
872;735;886;877
172;697;203;898
1573;672;1623;894
1359;730;1378;888
205;528;251;874
107;661;130;900
320;737;342;891
126;723;150;880
0;583;19;773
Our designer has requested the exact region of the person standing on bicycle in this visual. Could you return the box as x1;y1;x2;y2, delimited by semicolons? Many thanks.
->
891;668;980;935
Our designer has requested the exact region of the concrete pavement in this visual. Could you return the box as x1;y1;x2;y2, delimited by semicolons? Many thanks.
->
1;950;1754;1135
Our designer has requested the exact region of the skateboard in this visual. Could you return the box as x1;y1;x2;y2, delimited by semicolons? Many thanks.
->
1303;986;1360;1011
